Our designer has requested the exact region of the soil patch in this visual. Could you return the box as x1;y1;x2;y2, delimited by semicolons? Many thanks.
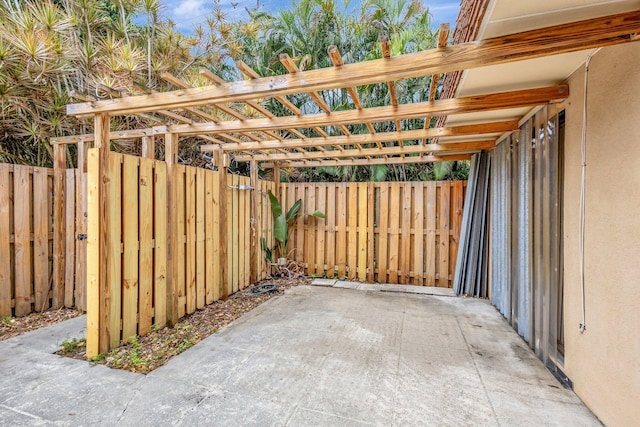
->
57;276;311;373
0;308;82;341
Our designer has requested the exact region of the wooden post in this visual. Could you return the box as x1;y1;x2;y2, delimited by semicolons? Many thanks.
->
142;135;155;159
165;133;179;326
216;148;229;298
273;165;281;201
52;143;66;308
249;160;258;284
87;113;110;358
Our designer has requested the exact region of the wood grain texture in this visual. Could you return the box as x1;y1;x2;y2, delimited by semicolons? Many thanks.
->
68;10;638;116
52;145;66;308
0;165;11;316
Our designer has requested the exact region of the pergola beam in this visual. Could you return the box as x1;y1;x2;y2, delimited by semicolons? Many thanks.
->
199;120;518;152
235;139;495;162
168;85;567;136
261;153;473;168
67;10;640;116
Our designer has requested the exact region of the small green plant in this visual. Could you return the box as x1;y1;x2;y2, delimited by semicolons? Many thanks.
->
1;316;12;325
262;190;325;262
128;335;146;369
91;352;106;362
177;338;194;352
61;338;85;353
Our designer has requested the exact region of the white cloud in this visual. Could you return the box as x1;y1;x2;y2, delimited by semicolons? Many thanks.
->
171;0;207;27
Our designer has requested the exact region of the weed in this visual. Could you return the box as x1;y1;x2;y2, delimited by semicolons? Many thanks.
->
91;352;105;362
1;316;12;325
177;338;193;353
61;338;85;353
128;335;147;369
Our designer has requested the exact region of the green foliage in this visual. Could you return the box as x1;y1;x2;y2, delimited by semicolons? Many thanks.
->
263;190;324;261
61;338;85;353
0;0;240;167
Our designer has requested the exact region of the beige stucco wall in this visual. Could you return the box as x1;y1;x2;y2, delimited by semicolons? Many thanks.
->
563;42;640;426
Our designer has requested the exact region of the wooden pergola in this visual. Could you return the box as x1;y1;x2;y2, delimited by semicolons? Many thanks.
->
64;11;639;170
63;10;640;357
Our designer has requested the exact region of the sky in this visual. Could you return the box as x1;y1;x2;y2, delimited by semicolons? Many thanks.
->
163;0;460;32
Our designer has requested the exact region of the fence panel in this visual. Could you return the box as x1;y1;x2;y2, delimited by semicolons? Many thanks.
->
281;181;466;287
0;164;58;317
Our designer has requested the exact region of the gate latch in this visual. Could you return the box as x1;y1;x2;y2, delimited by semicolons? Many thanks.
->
77;234;87;241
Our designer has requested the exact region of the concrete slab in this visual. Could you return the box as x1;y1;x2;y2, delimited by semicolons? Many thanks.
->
311;278;337;287
0;285;600;426
333;280;360;290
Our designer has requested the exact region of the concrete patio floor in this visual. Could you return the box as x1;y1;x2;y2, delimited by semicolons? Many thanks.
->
0;285;600;426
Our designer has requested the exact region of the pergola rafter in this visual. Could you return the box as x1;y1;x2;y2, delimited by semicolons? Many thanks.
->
67;11;640;118
262;153;475;169
235;140;496;162
200;121;519;152
164;85;568;136
63;10;640;167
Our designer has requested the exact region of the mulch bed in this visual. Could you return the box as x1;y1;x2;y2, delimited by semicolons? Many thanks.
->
0;308;82;341
56;276;311;373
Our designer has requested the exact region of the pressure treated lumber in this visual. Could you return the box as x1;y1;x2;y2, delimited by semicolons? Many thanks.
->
67;11;640;116
236;140;494;162
327;47;378;138
200;121;518;152
262;153;473;168
52;144;66;308
170;86;567;136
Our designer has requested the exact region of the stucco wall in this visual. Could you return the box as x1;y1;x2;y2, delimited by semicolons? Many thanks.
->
563;42;640;426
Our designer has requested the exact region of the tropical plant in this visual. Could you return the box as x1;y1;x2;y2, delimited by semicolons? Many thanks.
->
261;190;324;263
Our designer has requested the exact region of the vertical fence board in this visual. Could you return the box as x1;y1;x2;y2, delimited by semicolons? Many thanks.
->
237;177;246;289
378;184;389;283
64;171;76;307
413;183;424;286
52;146;66;309
204;170;215;304
33;168;49;312
244;177;251;287
306;186;316;275
387;183;400;284
425;182;437;286
295;184;305;263
138;159;154;335
74;170;87;311
108;155;122;348
439;183;451;287
232;174;239;292
122;156;139;340
185;168;196;314
357;183;368;281
316;185;326;276
336;184;347;278
0;165;10;316
195;169;205;305
367;182;375;283
154;162;167;327
400;183;412;284
177;167;186;319
347;184;357;279
13;167;31;316
212;172;221;301
326;185;336;277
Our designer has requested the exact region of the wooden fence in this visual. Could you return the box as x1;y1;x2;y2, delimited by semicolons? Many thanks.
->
87;151;275;349
0;164;54;317
280;181;466;287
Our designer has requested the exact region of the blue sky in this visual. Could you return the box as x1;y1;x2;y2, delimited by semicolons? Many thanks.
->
162;0;460;32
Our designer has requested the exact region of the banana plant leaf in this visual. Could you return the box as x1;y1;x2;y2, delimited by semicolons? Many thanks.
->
274;214;287;243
